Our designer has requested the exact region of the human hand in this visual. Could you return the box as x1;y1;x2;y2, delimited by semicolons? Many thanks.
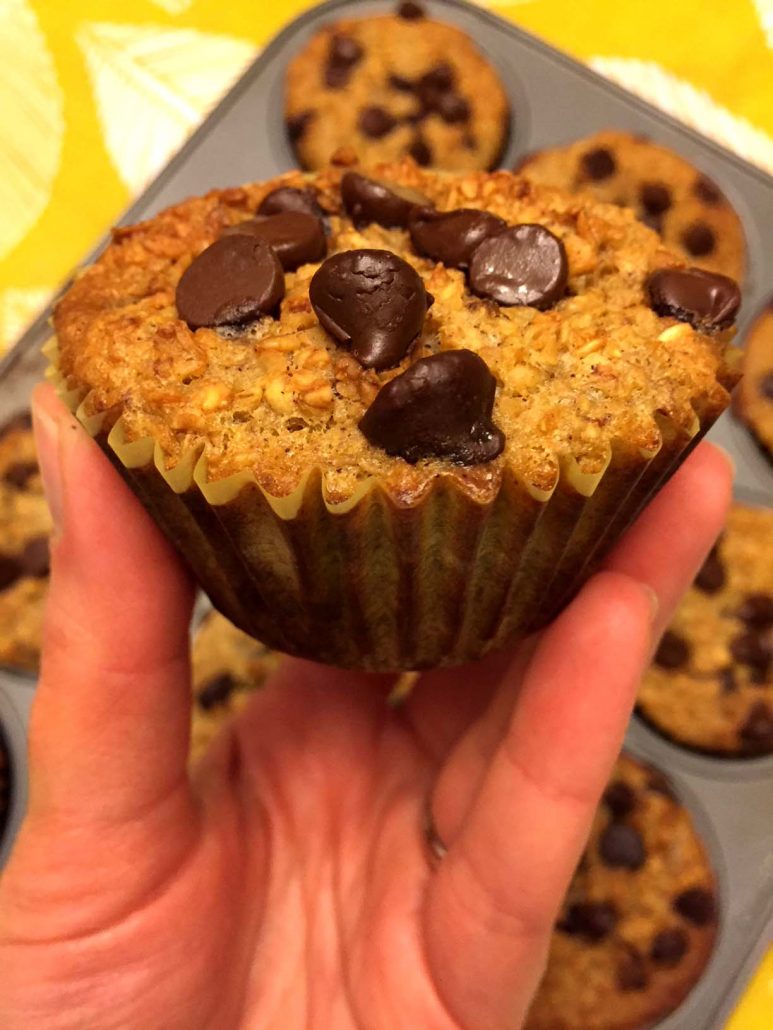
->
0;384;732;1030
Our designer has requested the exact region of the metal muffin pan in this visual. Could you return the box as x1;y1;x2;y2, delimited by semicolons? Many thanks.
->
1;0;772;1025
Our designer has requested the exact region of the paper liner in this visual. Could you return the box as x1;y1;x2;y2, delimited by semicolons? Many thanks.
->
45;338;727;672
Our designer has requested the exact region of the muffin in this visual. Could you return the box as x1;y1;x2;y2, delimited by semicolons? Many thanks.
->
0;413;51;672
49;162;740;671
285;2;510;171
515;131;746;281
637;504;773;756
190;609;280;762
525;754;718;1030
735;299;773;457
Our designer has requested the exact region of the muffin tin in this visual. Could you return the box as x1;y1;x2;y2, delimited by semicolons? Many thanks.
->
0;1;771;1025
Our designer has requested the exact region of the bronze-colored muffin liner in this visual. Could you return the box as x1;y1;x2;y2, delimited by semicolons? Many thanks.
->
45;337;733;672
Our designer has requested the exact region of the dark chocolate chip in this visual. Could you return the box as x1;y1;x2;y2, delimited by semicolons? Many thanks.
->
603;781;637;819
650;927;689;966
599;822;646;870
389;73;414;92
0;412;32;438
411;208;507;269
694;547;726;593
693;175;725;205
580;146;617;180
407;137;432;167
719;667;737;693
759;372;773;399
20;536;49;578
286;110;314;143
436;92;470;125
654;629;691;669
640;211;664;234
359;349;505;465
419;62;455;93
3;461;38;489
616;948;649;992
196;672;237;711
640;182;672;216
176;236;284;329
673;887;716;926
310;249;430;371
740;700;773;751
469;225;569;310
358;105;398;139
729;629;771;673
557;901;619;941
681;221;716;257
341;172;433;229
222;212;326;272
646;770;677;800
397;0;425;18
285;417;307;433
737;593;773;629
258;186;326;223
647;267;740;331
325;34;364;89
0;555;20;592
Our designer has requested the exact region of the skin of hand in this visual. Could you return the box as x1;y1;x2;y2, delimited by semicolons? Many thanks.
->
0;383;732;1030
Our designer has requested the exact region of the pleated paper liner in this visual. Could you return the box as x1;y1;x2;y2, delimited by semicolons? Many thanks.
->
45;337;734;672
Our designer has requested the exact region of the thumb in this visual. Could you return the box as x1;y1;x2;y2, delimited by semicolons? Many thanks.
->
25;384;196;826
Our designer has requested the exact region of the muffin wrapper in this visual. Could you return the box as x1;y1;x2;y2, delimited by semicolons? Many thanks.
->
46;338;728;671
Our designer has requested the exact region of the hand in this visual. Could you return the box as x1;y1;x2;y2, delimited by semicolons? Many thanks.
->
0;384;732;1030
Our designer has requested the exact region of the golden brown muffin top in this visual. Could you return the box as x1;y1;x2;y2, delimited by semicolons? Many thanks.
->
54;162;739;506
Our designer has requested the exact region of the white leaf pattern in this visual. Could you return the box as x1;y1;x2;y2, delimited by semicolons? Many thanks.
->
752;0;773;47
0;0;64;262
590;57;773;174
149;0;193;13
76;22;256;194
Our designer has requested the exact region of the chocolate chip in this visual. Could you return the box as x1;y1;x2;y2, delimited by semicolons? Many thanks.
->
410;208;507;269
176;236;284;329
286;110;313;143
0;411;32;438
341;172;433;229
285;417;307;433
557;901;618;941
359;349;505;465
407;137;432;167
603;781;637;818
616;948;649;991
740;701;773;751
694;547;725;593
325;34;364;89
730;629;771;674
650;927;689;966
389;73;414;92
673;887;716;926
469;225;569;310
647;267;740;331
463;132;477;151
3;461;38;489
257;186;326;223
737;593;773;629
647;770;677;800
419;62;455;93
682;221;716;257
436;92;470;124
358;105;398;139
640;211;664;234
20;536;49;578
719;667;737;693
654;629;691;669
640;182;672;215
580;147;617;180
310;249;430;371
693;175;724;205
222;212;326;272
196;672;237;711
0;555;20;592
397;0;425;18
599;822;646;870
759;372;773;399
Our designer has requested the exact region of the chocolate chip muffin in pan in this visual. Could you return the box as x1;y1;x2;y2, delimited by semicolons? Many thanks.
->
735;299;773;457
638;504;773;756
516;131;746;282
49;161;740;671
285;2;510;171
190;610;280;763
0;414;51;672
525;754;718;1030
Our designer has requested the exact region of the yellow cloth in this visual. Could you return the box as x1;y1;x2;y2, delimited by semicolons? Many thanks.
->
0;1;771;1024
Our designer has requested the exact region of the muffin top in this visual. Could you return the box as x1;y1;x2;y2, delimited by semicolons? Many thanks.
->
54;162;739;506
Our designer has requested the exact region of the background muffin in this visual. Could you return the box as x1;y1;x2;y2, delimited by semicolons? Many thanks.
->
735;299;773;458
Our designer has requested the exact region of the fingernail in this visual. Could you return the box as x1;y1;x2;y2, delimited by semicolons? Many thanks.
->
643;584;660;624
32;406;64;537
